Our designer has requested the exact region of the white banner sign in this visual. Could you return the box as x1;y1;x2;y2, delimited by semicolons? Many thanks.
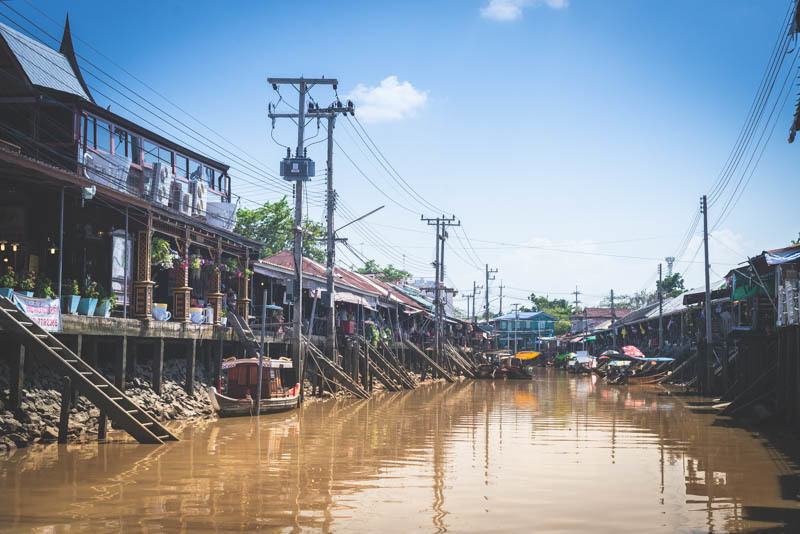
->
14;293;62;332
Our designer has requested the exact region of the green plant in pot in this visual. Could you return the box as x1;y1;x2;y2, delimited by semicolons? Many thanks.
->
151;237;179;270
78;280;100;316
34;277;55;299
16;270;35;297
95;285;117;318
61;278;81;314
0;266;16;299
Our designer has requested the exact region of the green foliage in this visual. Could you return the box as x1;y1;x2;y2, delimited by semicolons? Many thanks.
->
599;289;655;310
234;197;325;262
527;293;574;321
62;278;80;296
82;280;100;299
152;237;179;270
554;320;571;335
17;271;35;292
355;259;411;283
657;273;685;298
793;232;800;245
0;266;15;288
34;277;55;299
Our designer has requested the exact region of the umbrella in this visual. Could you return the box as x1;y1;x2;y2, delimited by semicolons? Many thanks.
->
621;345;645;358
600;349;621;357
555;353;574;360
515;351;540;360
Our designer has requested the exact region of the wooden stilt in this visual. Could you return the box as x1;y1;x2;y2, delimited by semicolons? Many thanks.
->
115;336;127;391
58;376;71;444
186;339;196;395
153;338;164;395
10;344;24;410
98;411;107;441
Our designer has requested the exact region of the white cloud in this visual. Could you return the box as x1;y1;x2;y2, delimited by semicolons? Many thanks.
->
346;76;428;123
480;0;568;22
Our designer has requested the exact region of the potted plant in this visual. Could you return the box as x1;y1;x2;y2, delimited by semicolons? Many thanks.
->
219;308;228;326
16;270;35;297
0;266;15;299
34;277;55;299
77;280;99;316
61;278;81;313
188;254;201;271
95;286;117;318
151;237;179;271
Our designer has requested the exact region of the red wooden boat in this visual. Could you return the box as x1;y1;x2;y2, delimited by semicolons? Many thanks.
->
208;358;299;417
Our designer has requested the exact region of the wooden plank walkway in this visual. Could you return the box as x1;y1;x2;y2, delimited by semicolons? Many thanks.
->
0;297;177;445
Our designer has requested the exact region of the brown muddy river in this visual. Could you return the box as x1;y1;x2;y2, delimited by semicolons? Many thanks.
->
2;370;800;533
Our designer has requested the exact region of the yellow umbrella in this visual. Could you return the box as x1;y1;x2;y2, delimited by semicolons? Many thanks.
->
515;351;541;360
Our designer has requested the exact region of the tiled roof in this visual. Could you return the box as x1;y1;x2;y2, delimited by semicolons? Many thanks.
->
0;22;91;101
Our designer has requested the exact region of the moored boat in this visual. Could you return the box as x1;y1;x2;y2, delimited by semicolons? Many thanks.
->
208;358;299;417
477;355;533;379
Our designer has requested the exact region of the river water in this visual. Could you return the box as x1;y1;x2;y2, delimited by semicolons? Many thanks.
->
2;370;800;533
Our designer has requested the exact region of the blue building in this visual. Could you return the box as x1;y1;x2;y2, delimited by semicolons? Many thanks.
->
492;311;557;351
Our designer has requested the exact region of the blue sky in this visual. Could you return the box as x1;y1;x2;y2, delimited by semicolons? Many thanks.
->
3;0;797;311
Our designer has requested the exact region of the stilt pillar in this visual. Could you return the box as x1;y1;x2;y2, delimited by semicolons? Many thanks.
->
133;228;155;319
10;344;25;410
185;339;196;395
153;338;164;395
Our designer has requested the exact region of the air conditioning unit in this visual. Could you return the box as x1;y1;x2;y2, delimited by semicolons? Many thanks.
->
180;192;192;216
169;180;183;211
150;163;172;206
189;180;207;216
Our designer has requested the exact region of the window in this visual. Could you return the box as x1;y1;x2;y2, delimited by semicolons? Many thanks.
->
143;140;158;166
113;128;127;157
158;146;172;169
129;135;141;165
189;159;202;182
174;155;188;179
96;119;111;152
204;166;215;190
86;116;95;149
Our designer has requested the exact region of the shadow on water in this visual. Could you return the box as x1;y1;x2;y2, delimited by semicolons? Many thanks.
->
1;371;800;532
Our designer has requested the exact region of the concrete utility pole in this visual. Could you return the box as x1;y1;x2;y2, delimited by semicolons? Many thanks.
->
268;89;353;366
471;281;483;323
268;76;338;403
658;263;664;352
513;303;519;354
499;280;505;315
485;264;497;322
582;308;588;352
422;215;460;364
610;289;616;349
701;195;712;392
572;285;581;330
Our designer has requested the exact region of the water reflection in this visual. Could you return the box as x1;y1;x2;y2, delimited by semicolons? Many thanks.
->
1;370;798;533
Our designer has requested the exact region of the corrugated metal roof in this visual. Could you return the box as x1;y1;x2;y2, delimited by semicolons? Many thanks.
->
493;311;557;321
0;22;90;101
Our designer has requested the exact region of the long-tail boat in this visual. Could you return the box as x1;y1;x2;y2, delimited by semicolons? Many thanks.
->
208;358;299;417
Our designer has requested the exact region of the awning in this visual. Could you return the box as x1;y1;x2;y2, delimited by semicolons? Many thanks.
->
335;291;376;311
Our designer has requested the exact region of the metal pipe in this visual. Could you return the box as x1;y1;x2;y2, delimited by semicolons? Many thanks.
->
57;187;64;303
256;288;267;417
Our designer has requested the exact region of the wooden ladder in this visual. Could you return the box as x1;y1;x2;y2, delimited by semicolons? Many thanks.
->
228;311;261;359
0;297;178;445
303;336;370;399
404;340;455;382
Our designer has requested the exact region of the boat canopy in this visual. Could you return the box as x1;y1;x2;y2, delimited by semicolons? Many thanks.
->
222;358;293;370
515;351;541;360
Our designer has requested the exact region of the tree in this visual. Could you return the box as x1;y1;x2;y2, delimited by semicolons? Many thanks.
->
235;197;325;262
355;260;411;283
657;273;685;298
527;293;574;321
